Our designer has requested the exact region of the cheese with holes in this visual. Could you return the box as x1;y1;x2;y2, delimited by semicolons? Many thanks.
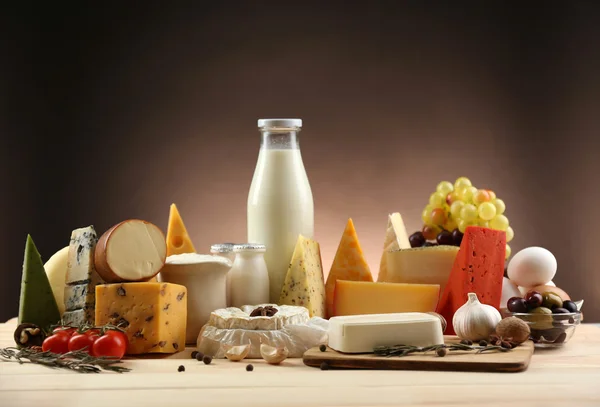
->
436;226;506;335
328;313;444;353
380;245;459;295
378;213;411;281
95;282;187;354
332;280;440;317
279;235;326;317
18;235;61;330
325;219;373;318
63;226;104;326
166;204;196;256
207;304;309;330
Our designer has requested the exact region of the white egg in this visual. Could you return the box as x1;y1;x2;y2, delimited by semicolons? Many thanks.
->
501;277;522;308
507;247;557;288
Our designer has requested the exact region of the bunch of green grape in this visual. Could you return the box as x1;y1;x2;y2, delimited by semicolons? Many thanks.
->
420;177;514;258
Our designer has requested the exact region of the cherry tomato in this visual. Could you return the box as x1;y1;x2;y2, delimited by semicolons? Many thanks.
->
52;327;77;337
92;330;127;359
68;332;98;354
42;334;70;354
84;329;101;336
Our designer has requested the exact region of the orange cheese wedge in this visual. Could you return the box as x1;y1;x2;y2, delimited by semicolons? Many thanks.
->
325;218;373;318
166;204;196;256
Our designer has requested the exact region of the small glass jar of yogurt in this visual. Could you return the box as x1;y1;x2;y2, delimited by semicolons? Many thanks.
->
211;243;236;306
229;244;270;308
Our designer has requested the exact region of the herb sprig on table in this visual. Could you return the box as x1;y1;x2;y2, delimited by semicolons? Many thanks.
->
374;342;512;357
0;347;131;373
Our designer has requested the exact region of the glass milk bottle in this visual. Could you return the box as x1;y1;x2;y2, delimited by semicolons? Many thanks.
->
229;244;270;307
247;119;314;303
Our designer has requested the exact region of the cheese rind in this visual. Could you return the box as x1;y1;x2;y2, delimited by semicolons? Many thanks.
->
279;235;326;317
207;304;309;330
18;235;61;330
325;219;373;318
436;226;506;335
378;213;411;281
380;245;459;294
328;313;444;353
64;226;103;325
166;204;196;256
95;282;187;354
332;280;440;317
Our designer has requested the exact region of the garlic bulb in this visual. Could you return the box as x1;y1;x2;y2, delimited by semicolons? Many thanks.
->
452;292;502;341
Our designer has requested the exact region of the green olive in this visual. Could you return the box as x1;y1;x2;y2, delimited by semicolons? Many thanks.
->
542;292;563;310
529;306;554;330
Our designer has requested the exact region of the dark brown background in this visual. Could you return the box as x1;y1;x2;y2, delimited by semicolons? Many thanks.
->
1;2;599;322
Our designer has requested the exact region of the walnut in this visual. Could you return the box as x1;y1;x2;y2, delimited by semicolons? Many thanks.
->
249;306;278;317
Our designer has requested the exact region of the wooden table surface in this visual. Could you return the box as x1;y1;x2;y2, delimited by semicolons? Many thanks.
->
1;319;599;407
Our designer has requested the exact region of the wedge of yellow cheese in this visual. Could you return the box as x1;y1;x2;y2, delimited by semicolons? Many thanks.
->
378;213;411;282
166;203;196;256
325;219;373;318
279;235;326;317
380;245;459;295
332;280;440;317
95;282;187;354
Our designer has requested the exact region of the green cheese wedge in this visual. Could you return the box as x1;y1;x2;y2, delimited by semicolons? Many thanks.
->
18;235;61;331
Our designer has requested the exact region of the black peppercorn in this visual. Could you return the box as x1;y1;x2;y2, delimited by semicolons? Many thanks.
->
479;340;488;347
246;364;254;372
436;347;447;357
319;344;327;352
460;339;473;346
195;352;205;361
191;351;198;359
203;355;212;365
320;362;329;370
177;365;185;372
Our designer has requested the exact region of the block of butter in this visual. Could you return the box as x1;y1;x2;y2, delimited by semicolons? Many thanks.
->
328;312;444;353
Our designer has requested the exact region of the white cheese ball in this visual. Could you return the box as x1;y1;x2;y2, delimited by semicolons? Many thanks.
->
507;247;557;288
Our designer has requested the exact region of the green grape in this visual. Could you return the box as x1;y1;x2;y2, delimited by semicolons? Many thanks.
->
460;204;478;222
445;218;458;232
478;202;497;221
490;214;509;231
487;190;497;200
454;177;472;190
421;205;434;225
436;181;454;196
458;219;475;233
450;201;464;219
473;189;491;206
478;219;490;228
505;244;512;259
431;208;447;225
445;191;459;205
506;226;514;242
429;192;446;208
462;186;477;203
492;198;506;214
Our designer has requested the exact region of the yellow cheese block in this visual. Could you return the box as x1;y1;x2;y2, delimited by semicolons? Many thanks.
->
96;282;187;354
166;203;196;256
380;245;459;295
325;219;373;318
378;213;411;282
279;235;326;317
332;280;440;317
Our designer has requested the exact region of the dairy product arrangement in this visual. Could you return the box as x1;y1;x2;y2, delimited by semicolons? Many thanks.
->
6;117;585;375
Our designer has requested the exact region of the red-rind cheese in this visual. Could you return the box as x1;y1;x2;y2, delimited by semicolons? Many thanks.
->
436;226;506;335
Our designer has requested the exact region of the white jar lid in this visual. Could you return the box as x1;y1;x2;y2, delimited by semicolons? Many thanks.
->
233;243;266;253
210;243;236;253
257;118;302;128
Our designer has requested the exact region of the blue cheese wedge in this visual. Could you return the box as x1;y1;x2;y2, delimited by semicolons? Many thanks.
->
63;226;104;325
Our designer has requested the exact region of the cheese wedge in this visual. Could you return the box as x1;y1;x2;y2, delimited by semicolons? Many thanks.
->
332;280;440;317
279;235;326;317
378;213;411;281
380;245;459;295
19;235;61;330
166;204;196;256
44;246;69;315
325;219;373;318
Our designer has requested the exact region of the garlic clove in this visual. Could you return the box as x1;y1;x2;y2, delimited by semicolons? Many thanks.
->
259;344;289;365
222;344;251;362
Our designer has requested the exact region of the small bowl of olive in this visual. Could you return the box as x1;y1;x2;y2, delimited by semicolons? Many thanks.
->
503;290;583;348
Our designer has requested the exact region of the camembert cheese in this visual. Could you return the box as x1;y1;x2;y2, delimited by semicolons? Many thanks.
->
325;218;373;318
332;280;440;317
328;313;444;353
279;235;326;317
166;203;196;256
380;245;459;295
207;304;309;330
377;213;411;281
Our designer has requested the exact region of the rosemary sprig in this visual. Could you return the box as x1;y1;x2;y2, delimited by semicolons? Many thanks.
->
373;342;512;357
0;347;131;373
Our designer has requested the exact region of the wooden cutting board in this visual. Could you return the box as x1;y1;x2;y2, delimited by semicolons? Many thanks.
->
304;336;534;373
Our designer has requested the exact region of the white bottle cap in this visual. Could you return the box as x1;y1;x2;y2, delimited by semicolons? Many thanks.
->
233;243;266;253
257;118;302;128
